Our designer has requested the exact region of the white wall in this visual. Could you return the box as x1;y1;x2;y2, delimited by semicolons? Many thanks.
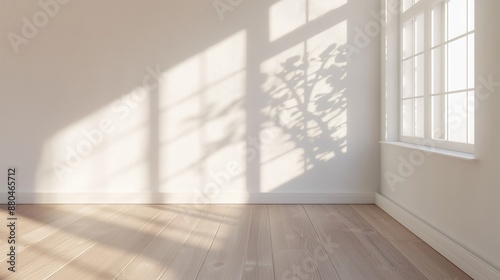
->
0;0;380;203
381;0;500;272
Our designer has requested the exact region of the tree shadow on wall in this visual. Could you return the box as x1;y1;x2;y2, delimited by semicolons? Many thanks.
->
261;43;349;171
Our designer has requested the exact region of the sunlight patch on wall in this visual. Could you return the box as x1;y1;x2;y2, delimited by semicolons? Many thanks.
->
269;0;347;42
260;22;348;192
158;31;247;196
158;56;203;192
36;88;152;193
269;0;306;42
308;0;347;21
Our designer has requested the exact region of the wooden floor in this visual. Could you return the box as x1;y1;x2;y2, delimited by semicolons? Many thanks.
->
0;205;472;280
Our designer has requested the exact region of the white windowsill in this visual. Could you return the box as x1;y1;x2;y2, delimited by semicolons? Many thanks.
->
380;141;477;161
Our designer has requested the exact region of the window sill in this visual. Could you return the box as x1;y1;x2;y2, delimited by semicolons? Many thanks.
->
380;141;477;161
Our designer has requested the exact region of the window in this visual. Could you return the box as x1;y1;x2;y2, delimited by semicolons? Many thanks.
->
400;0;474;153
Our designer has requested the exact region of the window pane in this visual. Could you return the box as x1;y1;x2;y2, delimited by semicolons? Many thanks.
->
432;3;444;47
403;20;414;58
415;97;425;137
468;91;475;143
468;0;474;32
448;0;467;40
415;13;425;53
432;95;446;139
468;34;475;88
447;38;467;91
432;47;444;94
399;0;474;149
403;99;414;136
415;54;424;96
448;92;467;143
403;59;414;98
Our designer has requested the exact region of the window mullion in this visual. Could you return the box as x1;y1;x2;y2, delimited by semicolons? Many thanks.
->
465;0;469;143
424;4;431;141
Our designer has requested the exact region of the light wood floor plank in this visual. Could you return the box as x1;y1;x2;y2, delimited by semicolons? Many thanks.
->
304;204;427;280
16;205;105;252
0;205;63;253
241;205;274;280
115;205;208;280
196;205;254;280
269;205;341;280
47;205;178;279
352;204;473;280
160;205;227;280
0;204;471;280
0;205;79;256
13;205;64;221
3;205;130;280
195;205;274;280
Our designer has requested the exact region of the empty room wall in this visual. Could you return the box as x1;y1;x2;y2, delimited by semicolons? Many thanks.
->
380;0;500;273
0;0;380;203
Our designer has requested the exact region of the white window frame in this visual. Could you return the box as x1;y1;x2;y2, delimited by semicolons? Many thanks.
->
399;0;475;154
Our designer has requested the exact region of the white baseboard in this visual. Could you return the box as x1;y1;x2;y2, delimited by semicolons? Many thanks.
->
1;192;375;204
376;193;500;280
